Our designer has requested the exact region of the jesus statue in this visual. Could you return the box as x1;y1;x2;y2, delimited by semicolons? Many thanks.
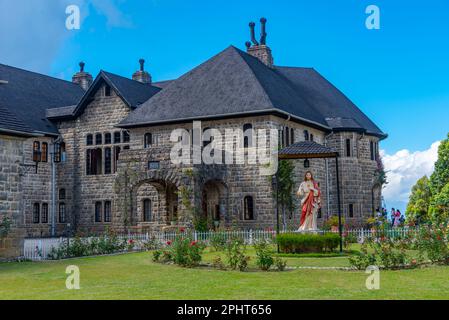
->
297;171;321;232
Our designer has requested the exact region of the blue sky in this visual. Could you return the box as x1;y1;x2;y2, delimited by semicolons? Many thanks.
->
1;0;448;212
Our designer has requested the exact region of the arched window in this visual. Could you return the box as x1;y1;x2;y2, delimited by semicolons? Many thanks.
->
310;134;314;142
144;133;152;148
95;133;102;145
32;141;41;162
104;201;112;222
104;133;112;144
59;203;66;223
285;127;290;146
243;196;254;220
33;203;40;224
86;134;93;146
104;147;112;174
143;199;152;222
243;123;253;148
123;131;130;143
59;188;66;200
41;203;48;223
304;130;309;141
348;204;354;218
94;202;102;222
41;142;48;162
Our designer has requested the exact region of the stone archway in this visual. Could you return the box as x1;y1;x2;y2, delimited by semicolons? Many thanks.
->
200;180;228;230
132;179;179;232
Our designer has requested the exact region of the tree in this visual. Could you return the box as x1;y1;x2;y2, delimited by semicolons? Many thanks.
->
273;160;295;230
430;183;449;223
429;134;449;195
406;176;431;224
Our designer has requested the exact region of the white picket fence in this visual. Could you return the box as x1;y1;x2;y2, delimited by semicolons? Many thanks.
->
22;227;416;261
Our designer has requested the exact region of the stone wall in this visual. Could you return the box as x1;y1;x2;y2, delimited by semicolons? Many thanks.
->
0;135;26;259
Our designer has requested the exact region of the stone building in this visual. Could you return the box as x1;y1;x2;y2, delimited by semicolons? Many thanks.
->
0;19;386;258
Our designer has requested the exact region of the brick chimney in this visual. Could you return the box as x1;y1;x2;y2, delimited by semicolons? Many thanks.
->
72;61;93;90
132;59;152;84
246;18;274;68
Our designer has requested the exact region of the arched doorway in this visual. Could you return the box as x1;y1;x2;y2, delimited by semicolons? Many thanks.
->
133;179;179;230
201;180;228;230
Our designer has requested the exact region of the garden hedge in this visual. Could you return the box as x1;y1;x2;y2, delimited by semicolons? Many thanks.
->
276;233;341;253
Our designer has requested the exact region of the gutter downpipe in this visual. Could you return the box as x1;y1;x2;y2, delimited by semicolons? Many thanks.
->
51;136;62;237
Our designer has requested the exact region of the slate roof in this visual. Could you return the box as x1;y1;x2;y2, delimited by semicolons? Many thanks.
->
278;141;338;159
52;71;162;119
0;64;85;135
120;46;386;139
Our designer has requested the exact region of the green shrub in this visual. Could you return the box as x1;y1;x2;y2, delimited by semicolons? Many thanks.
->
415;224;449;264
254;240;274;271
162;235;206;267
210;232;227;251
276;233;340;254
225;238;250;271
274;257;287;271
349;237;412;270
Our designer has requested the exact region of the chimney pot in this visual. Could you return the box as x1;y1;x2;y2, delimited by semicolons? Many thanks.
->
139;58;145;71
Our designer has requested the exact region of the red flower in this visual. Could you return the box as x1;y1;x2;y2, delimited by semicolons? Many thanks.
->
128;239;134;244
166;240;172;246
190;241;197;246
179;227;186;233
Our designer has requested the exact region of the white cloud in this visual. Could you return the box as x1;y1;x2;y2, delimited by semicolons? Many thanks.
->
381;141;440;210
0;0;130;73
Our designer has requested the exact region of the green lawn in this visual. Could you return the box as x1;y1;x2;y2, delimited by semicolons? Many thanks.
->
1;249;449;300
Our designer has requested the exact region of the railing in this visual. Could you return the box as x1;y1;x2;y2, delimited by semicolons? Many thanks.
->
22;227;417;261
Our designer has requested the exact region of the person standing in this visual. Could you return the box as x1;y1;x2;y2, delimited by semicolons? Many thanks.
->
391;208;396;227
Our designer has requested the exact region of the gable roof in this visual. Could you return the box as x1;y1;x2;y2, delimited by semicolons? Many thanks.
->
50;70;162;119
119;46;386;139
0;63;84;135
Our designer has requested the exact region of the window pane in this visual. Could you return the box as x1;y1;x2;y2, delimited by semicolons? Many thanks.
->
104;201;111;222
86;134;93;146
104;148;112;174
105;133;112;144
95;202;102;222
33;141;41;162
114;132;121;144
244;196;254;220
33;203;40;223
113;146;121;173
144;133;152;148
346;139;351;157
41;203;48;223
123;131;130;143
143;199;151;222
95;133;102;145
59;188;66;200
59;203;66;223
41;143;48;162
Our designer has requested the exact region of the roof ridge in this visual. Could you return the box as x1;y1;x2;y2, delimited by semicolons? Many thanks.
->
232;47;276;109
